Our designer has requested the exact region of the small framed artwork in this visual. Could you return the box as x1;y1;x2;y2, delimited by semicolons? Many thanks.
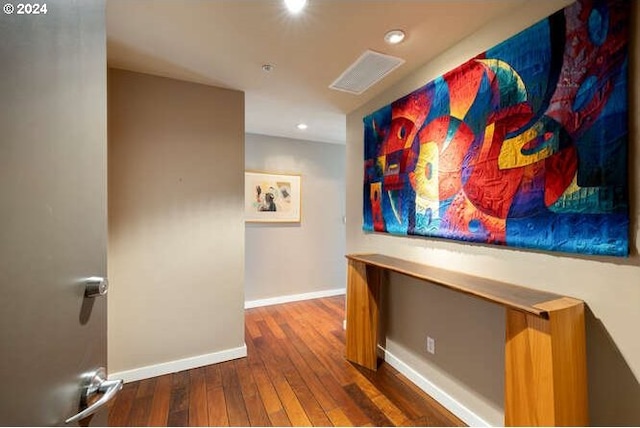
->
245;171;301;223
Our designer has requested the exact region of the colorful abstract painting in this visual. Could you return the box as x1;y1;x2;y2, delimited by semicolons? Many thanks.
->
363;0;629;256
245;172;301;222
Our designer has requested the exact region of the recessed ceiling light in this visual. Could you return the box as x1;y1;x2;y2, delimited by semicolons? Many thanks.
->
261;64;275;73
384;29;406;45
296;123;308;130
284;0;307;14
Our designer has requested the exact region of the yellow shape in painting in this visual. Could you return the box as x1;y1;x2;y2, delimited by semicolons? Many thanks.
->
498;122;555;169
377;155;386;174
481;122;495;160
414;142;439;215
477;59;556;170
370;181;382;202
559;174;580;196
476;59;528;106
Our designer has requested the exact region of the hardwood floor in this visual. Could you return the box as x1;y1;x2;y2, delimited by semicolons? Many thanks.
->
108;296;465;426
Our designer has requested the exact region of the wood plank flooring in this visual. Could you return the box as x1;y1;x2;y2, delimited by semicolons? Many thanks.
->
108;295;465;426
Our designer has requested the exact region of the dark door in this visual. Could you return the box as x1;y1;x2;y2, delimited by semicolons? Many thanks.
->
0;1;116;425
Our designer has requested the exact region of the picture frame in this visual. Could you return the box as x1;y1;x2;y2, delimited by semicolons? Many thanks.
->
244;171;301;223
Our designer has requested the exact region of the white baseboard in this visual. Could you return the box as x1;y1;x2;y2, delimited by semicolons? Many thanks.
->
245;288;345;309
379;346;492;427
109;344;247;383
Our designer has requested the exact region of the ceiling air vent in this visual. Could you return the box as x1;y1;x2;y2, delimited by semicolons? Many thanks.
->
329;50;405;95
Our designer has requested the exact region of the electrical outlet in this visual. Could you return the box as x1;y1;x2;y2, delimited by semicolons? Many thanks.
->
426;336;436;355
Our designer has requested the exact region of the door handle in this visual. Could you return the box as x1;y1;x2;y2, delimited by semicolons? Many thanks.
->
65;367;123;424
85;277;108;298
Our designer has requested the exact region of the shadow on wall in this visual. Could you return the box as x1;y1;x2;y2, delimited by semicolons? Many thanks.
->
586;307;640;426
589;2;640;423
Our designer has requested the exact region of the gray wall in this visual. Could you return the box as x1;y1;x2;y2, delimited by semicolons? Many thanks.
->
107;69;245;375
346;0;640;425
245;133;346;302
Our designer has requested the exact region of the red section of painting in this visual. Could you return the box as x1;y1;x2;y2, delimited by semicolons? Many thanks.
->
444;61;485;121
544;145;578;207
546;0;628;136
370;183;384;232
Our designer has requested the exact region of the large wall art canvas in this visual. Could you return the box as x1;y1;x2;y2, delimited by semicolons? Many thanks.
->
363;0;629;256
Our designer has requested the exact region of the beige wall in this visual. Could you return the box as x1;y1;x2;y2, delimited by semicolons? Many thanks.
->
346;1;640;425
245;133;346;303
107;69;245;376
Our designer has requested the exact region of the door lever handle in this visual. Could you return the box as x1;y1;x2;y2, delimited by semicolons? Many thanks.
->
65;367;123;424
85;277;108;298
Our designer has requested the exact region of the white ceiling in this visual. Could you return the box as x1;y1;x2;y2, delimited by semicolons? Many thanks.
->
106;0;529;145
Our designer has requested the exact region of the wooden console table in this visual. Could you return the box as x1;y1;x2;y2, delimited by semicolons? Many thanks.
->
345;253;588;426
